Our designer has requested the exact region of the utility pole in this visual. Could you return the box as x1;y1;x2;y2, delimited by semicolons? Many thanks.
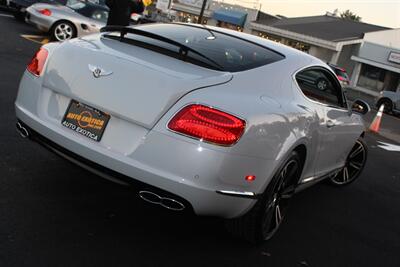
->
198;0;208;24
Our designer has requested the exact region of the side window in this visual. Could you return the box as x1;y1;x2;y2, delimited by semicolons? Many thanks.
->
296;67;345;108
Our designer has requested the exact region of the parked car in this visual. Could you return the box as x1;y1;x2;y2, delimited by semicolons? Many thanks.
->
15;23;370;243
26;0;108;41
0;0;11;8
328;63;350;87
9;0;66;20
375;90;400;114
296;68;330;91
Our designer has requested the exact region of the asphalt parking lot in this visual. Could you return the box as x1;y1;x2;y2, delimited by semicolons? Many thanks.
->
1;10;400;267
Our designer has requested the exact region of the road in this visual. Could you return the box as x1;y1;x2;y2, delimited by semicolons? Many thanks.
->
364;110;400;144
1;11;400;267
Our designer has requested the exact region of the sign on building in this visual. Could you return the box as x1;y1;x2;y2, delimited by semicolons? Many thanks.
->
388;51;400;64
177;0;210;9
156;0;171;11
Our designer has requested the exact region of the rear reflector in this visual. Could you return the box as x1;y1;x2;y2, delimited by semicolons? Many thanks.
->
38;9;52;16
27;48;48;76
168;104;245;146
245;175;256;182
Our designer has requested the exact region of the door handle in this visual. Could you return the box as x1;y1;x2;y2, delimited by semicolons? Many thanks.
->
326;120;336;128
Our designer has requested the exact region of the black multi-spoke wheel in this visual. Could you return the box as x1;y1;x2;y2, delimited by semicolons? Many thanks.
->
225;151;302;243
261;158;299;240
330;138;367;186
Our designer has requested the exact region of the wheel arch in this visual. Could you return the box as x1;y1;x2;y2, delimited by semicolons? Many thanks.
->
376;97;393;107
293;144;307;177
259;139;309;195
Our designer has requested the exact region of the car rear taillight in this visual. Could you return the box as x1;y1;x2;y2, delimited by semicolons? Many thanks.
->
38;9;51;16
168;104;246;146
27;48;48;76
337;76;345;81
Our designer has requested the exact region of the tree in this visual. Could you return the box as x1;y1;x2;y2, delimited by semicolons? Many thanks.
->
340;10;362;22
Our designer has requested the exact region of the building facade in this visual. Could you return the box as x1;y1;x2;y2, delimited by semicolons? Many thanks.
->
250;14;390;78
151;2;400;96
154;0;261;33
350;29;400;95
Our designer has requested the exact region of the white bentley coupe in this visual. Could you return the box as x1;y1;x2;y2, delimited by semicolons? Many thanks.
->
15;23;370;243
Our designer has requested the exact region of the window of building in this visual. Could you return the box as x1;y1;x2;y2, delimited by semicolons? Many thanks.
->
256;31;282;43
217;21;243;32
296;67;345;108
176;12;207;24
357;64;386;92
287;40;310;53
255;31;310;53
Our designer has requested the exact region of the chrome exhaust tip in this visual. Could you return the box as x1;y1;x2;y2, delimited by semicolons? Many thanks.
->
139;190;185;211
16;122;29;138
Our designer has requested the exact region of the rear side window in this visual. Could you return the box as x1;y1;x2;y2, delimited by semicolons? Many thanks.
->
118;24;285;72
296;67;346;108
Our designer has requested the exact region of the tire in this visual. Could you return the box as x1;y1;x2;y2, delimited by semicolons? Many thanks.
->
377;98;393;114
225;151;302;243
329;138;368;186
51;21;76;42
316;78;328;91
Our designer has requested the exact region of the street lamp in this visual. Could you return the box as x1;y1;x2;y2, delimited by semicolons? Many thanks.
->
198;0;207;24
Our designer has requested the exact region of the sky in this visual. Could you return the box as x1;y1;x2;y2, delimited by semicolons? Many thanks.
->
258;0;400;28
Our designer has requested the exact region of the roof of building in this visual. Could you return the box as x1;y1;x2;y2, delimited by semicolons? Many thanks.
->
256;11;281;24
254;14;390;42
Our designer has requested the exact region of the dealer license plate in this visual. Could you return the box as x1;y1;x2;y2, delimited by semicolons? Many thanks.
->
61;100;110;142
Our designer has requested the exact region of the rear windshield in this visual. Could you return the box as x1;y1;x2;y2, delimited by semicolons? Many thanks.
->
108;24;285;72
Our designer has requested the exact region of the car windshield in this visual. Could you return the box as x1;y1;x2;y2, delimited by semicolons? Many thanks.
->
109;24;285;72
67;0;108;22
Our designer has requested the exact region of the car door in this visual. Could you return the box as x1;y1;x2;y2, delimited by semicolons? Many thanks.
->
296;67;359;177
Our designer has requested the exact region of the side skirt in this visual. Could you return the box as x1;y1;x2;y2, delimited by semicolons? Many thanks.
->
295;167;343;192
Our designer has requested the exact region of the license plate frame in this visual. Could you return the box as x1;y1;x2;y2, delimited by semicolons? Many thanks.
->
61;100;110;142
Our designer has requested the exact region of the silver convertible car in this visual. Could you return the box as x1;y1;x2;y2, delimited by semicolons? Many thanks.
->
26;0;108;41
15;23;370;243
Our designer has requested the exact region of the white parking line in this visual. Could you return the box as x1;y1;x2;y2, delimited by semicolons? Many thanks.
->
377;141;400;152
20;34;49;44
0;13;13;18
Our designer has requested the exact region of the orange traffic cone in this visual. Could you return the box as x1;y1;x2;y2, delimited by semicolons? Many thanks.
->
369;104;384;133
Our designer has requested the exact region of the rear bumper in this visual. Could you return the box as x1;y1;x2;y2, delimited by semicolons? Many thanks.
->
17;120;195;213
15;99;261;218
25;8;53;32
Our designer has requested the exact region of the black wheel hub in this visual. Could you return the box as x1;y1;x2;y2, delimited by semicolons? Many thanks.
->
330;140;366;185
262;159;299;240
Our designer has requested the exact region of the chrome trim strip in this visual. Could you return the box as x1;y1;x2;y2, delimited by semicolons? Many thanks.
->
301;176;316;184
300;167;343;184
216;190;259;199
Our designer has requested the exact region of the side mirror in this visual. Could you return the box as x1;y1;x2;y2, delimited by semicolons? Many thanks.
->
351;99;370;115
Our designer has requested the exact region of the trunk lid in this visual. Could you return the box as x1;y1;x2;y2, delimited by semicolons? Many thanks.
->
43;37;232;129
